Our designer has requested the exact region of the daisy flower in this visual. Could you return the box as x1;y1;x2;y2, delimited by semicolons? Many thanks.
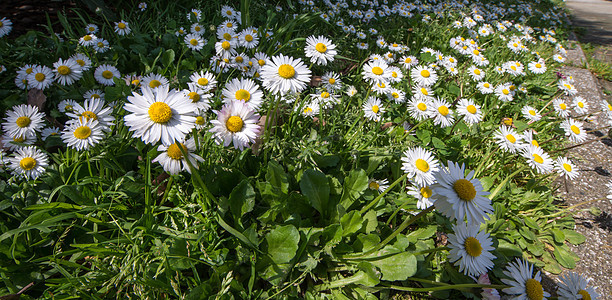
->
209;101;261;151
93;38;110;53
502;258;550;300
522;130;541;148
494;126;524;153
61;119;104;150
572;96;589;115
114;20;131;35
2;132;36;151
53;58;82;85
399;56;418;69
67;97;115;130
372;81;391;95
222;77;264;110
304;35;337;66
217;27;236;41
79;34;97;46
9;146;48;180
430;98;454;128
495;83;514;102
558;79;578;96
362;59;390;85
27;65;54;90
0;17;13;37
41;127;60;141
184;33;205;51
553;99;571;118
138;2;147;11
560;119;587;143
124;85;197;145
363;96;384;122
215;40;237;59
411;65;438;86
387;88;406;104
401;147;439;187
412;85;434;100
141;73;169;90
239;29;259;49
477;82;494;94
83;89;105;101
407;97;432;121
368;178;389;193
448;223;496;276
522;105;542;122
190;71;217;92
58;99;78;113
528;60;547;74
554;54;566;63
557;272;600;300
94;64;120;86
85;24;98;34
457;99;482;125
260;54;312;95
388;66;404;84
433;161;493;224
185;83;211;111
221;5;237;19
71;53;92;71
468;66;485;81
555;157;579;180
321;72;342;91
300;101;320;118
522;145;554;174
3;104;45;138
407;184;435;209
152;138;204;175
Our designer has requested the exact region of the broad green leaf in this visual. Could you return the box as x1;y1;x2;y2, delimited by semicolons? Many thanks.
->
406;225;437;243
363;210;377;234
266;160;289;194
340;211;363;237
161;49;175;67
553;246;576;269
300;169;330;217
370;252;417;281
550;229;565;243
354;262;381;287
562;230;585;245
431;137;446;151
519;227;536;241
266;225;300;264
229;180;255;218
523;217;540;230
339;169;368;210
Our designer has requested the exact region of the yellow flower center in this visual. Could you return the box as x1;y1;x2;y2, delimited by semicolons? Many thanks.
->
420;186;432;198
484;83;490;88
525;279;544;300
578;290;591;300
226;115;243;132
258;59;266;66
16;116;31;128
118;23;126;29
65;105;73;111
278;64;296;79
378;82;386;88
235;56;244;63
235;89;251;101
474;69;481;75
511;66;517;71
562;163;572;172
35;73;46;82
368;181;380;190
315;43;327;53
221;41;231;50
559;103;567;110
97;42;104;47
417;102;427;111
391;71;398;78
420;70;430;78
577;102;584;108
13;135;25;142
57;66;71;75
506;134;516;144
532;154;544;164
167;143;186;160
102;70;113;79
245;34;253;42
188;92;201;102
74;126;92;139
81;111;98;121
570;125;580;134
372;66;384;75
328;78;336;84
464;236;482;257
532;140;539;147
227;23;233;28
535;63;542;68
19;157;37;171
502;89;510;95
503;118;513;126
453;179;477;201
195;116;205;125
149;79;162;88
194;26;201;32
438;106;449;116
148;102;172;123
197;78;209;86
405;58;412;63
320;92;330;98
415;159;429;172
420;88;428;96
473;49;480;56
190;39;198;46
223;33;233;41
467;105;477;114
392;92;399;98
304;107;313;114
132;79;140;86
608;104;612;111
84;35;92;41
25;68;33;74
372;105;379;113
529;110;536;116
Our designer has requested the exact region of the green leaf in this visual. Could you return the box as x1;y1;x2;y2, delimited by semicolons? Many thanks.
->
340;211;363;237
300;169;330;217
431;137;447;151
161;49;175;67
562;230;585;245
406;225;437;243
553;246;576;269
519;227;536;241
267;160;289;194
550;229;565;243
266;225;300;264
416;130;431;144
229;180;255;219
354;262;381;287
370;252;417;281
523;217;540;230
339;169;368;210
363;210;377;234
